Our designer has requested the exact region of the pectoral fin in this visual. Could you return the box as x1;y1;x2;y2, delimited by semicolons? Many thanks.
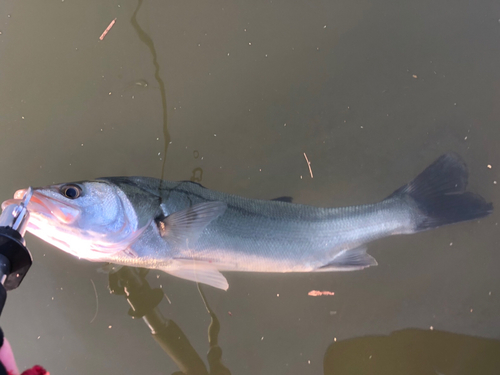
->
160;259;229;290
316;246;378;271
157;201;227;248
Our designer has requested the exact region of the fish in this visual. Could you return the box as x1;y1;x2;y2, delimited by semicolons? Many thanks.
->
1;153;493;290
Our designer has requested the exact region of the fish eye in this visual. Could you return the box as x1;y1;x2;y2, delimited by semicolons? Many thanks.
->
60;184;82;199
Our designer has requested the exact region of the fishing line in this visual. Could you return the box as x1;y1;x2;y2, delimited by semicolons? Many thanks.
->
89;278;99;324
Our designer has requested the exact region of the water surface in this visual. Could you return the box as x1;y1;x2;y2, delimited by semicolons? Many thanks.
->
0;0;499;373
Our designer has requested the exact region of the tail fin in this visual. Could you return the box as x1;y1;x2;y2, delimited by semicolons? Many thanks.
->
387;153;493;231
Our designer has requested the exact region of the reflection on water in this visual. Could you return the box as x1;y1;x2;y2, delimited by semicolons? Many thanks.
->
130;0;206;186
109;266;500;375
324;329;500;375
190;167;203;183
109;267;230;375
130;0;170;180
197;285;231;375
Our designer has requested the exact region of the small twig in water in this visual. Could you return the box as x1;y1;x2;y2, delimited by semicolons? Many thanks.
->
99;18;117;41
90;279;99;323
303;152;314;178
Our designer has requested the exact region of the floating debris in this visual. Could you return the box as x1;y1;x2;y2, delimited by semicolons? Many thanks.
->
99;18;117;41
308;290;334;296
303;153;314;178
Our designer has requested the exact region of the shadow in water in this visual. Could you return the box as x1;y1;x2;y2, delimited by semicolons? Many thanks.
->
324;328;500;375
130;2;204;186
130;0;170;181
109;267;231;375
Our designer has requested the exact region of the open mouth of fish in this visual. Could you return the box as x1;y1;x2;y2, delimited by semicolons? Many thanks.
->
1;188;81;224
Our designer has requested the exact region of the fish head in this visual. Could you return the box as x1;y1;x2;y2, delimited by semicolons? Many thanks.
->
2;181;146;260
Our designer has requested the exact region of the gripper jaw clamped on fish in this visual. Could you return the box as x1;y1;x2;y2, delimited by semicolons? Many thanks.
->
0;187;33;316
2;153;492;290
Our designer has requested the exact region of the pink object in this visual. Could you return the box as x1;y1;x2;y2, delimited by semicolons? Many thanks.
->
0;337;49;375
99;18;117;41
21;366;48;375
0;338;19;375
308;290;335;296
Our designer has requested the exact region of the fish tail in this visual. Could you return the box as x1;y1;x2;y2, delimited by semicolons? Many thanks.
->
387;153;493;232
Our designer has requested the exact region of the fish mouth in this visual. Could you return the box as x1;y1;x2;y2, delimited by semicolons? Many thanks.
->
2;188;81;224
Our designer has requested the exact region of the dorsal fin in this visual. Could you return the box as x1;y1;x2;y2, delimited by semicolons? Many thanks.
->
271;196;293;203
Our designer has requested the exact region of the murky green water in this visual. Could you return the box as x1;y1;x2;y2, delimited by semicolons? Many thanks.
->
0;0;499;374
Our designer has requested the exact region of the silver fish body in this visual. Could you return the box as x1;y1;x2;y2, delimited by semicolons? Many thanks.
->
104;177;415;272
2;153;492;290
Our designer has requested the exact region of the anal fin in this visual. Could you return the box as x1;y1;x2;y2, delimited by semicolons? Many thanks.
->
315;246;378;272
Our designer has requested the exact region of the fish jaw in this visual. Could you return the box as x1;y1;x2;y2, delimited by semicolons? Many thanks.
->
12;188;80;224
2;187;84;256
